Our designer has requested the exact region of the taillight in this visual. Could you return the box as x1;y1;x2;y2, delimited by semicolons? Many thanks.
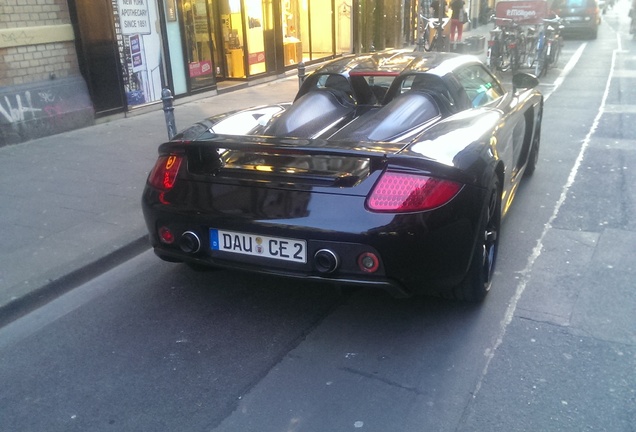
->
366;172;462;213
148;154;183;191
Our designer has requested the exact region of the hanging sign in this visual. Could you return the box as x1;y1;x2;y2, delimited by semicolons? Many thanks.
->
495;1;548;25
118;0;152;35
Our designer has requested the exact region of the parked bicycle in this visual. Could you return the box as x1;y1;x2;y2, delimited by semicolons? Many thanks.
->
416;15;449;52
532;16;564;78
486;16;526;75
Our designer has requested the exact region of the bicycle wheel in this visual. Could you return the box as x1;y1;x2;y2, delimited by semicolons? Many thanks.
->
432;34;447;52
534;49;547;77
423;27;432;51
500;43;512;72
525;36;535;68
517;33;527;69
487;41;497;71
551;37;561;66
510;46;520;75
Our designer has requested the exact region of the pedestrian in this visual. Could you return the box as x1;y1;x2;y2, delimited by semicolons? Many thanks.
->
449;0;466;43
429;0;446;19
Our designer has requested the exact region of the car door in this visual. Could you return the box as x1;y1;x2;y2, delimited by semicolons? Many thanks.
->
454;64;527;189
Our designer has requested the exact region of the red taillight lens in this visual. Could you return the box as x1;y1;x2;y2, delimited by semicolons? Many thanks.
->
367;172;462;213
158;226;175;244
148;154;183;191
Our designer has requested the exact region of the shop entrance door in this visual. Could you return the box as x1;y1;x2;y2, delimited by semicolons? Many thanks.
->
69;0;126;116
181;0;221;90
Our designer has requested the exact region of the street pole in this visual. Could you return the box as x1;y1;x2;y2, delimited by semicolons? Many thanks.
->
297;62;306;88
161;88;177;140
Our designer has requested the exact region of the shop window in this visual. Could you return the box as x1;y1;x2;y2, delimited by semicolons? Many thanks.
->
308;0;333;60
221;0;246;78
114;0;165;107
244;0;266;75
336;0;352;54
282;0;302;65
183;0;216;90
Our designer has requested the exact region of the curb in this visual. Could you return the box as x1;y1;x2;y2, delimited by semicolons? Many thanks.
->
0;237;150;328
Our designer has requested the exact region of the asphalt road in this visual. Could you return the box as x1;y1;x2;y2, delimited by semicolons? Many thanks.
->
1;5;635;431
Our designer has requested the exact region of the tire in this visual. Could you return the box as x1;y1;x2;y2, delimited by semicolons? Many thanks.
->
534;49;546;78
433;35;447;52
517;33;527;68
500;44;511;72
487;43;499;71
551;38;561;66
510;46;520;75
590;27;598;40
454;178;501;302
424;35;432;51
422;27;432;51
526;37;535;68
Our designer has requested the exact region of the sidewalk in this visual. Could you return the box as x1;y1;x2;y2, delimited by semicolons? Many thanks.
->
0;25;492;324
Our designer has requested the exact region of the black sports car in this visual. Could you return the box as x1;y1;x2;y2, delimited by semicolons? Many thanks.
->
142;50;543;301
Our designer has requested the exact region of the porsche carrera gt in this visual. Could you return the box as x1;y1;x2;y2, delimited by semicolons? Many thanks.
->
142;50;543;301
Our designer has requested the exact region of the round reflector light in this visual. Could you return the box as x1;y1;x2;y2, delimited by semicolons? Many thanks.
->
358;252;380;273
158;226;175;244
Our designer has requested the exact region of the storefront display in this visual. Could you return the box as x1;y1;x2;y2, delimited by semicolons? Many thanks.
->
182;0;217;90
281;0;345;64
115;0;164;106
282;0;302;65
244;0;266;75
221;0;247;78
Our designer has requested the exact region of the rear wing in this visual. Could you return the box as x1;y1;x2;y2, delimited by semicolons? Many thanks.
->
157;134;474;188
158;134;405;159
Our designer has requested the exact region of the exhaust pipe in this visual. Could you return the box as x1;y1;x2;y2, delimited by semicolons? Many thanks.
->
314;249;340;274
179;231;201;254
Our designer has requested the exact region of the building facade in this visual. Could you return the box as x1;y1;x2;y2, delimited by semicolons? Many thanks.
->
0;0;93;145
1;0;413;146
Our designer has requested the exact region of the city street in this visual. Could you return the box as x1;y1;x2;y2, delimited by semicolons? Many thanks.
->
1;3;635;431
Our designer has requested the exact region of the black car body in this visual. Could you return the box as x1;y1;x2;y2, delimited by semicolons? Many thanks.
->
142;51;543;301
554;0;600;39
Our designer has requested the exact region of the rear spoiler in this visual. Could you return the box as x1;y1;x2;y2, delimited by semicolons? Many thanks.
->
158;134;475;186
158;134;405;159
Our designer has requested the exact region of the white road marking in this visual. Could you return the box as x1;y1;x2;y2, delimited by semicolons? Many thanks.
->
471;33;619;401
546;43;587;101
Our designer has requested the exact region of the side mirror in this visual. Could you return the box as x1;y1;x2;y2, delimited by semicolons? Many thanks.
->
512;72;539;92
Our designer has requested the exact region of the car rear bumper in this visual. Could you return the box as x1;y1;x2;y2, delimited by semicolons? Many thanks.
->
561;17;598;35
142;184;487;297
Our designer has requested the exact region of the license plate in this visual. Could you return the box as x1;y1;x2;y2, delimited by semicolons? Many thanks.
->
210;229;307;263
566;16;583;22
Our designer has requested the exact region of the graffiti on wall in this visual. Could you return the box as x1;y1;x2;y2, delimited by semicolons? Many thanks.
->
0;91;42;124
0;78;94;146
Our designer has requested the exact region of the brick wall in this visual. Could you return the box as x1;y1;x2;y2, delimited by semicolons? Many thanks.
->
0;0;94;145
0;0;79;86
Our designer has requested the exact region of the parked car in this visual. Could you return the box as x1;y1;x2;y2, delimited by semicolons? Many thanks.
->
142;51;543;302
553;0;601;39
